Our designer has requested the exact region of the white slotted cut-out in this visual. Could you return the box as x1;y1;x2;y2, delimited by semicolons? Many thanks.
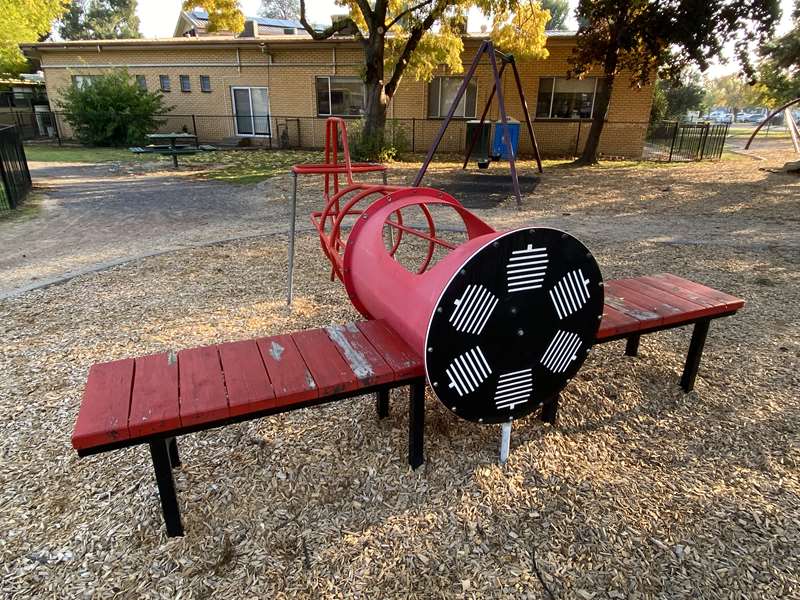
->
540;330;582;373
449;284;499;335
446;346;492;397
506;244;548;293
494;368;533;410
549;268;592;319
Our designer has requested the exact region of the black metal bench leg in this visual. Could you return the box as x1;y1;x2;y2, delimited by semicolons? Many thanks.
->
680;318;711;393
625;334;640;357
149;439;184;537
167;437;180;468
376;389;390;419
408;379;425;469
540;394;560;425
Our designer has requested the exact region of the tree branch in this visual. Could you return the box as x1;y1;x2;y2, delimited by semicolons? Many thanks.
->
386;0;434;31
384;5;441;97
298;0;362;40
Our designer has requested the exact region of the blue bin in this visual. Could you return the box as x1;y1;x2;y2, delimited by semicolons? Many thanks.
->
492;118;520;160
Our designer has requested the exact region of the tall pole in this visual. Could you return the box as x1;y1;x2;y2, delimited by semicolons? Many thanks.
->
509;57;543;173
487;46;522;208
413;41;489;187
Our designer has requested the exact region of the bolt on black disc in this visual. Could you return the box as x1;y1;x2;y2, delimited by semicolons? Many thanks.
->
424;227;604;424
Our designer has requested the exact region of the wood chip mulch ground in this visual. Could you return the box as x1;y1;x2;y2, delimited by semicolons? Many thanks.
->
1;149;798;598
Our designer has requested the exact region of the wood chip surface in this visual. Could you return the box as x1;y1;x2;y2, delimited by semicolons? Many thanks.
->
0;148;798;598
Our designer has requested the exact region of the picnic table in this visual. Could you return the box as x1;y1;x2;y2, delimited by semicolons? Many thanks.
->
146;133;199;168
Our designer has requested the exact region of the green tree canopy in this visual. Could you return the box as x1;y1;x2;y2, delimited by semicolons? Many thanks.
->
570;0;780;163
541;0;569;30
705;74;764;117
57;70;171;145
59;0;141;40
258;0;299;20
757;1;800;105
650;74;707;122
0;0;66;76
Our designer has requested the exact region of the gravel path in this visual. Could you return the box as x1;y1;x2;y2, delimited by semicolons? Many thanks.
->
0;149;798;598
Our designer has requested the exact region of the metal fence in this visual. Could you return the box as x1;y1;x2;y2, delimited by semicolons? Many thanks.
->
6;109;651;158
0;125;32;210
645;121;729;161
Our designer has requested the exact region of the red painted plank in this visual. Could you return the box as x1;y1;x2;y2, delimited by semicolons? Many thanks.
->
650;273;745;311
325;323;394;386
257;334;318;407
603;283;663;326
637;275;720;309
292;328;360;396
128;352;180;438
612;279;714;321
178;345;228;427
356;320;424;379
606;280;715;328
596;305;642;340
72;358;134;450
219;339;276;417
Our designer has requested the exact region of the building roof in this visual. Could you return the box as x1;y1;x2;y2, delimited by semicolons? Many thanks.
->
21;30;578;57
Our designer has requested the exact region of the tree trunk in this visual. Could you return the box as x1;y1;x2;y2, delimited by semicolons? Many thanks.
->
576;71;615;165
575;39;620;166
362;35;388;143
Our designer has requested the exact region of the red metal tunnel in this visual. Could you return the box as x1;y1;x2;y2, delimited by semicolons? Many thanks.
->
315;185;605;423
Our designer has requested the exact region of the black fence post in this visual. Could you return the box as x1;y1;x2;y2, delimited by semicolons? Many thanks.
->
191;114;197;143
0;150;14;209
412;118;416;153
667;121;679;162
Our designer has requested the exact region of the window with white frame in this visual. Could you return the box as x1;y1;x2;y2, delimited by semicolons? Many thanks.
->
179;75;191;92
427;77;477;118
159;75;171;92
231;87;271;136
200;75;211;92
315;77;365;116
135;75;147;90
535;77;605;119
71;75;96;89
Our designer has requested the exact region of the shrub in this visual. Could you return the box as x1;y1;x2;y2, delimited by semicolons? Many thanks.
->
350;120;409;162
58;70;171;146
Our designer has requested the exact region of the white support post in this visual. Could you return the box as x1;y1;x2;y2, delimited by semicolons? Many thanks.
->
499;421;512;464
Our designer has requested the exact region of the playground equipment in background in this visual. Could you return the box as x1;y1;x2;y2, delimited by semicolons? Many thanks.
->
744;97;800;154
414;40;543;208
286;117;388;305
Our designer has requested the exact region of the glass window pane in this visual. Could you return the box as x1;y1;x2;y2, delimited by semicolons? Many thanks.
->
427;78;440;117
159;75;170;92
316;78;330;115
441;78;466;117
329;78;364;116
180;75;190;92
135;75;147;90
200;75;211;92
233;88;253;134
536;78;554;118
465;81;477;118
251;88;270;135
551;78;597;119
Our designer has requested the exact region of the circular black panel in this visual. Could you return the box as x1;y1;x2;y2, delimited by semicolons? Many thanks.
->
425;227;604;424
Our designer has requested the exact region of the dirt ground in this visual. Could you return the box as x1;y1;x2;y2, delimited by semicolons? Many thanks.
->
0;147;798;598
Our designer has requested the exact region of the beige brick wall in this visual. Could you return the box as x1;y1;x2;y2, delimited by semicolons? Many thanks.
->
38;37;652;156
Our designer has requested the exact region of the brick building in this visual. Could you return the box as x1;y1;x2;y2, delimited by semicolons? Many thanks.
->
22;15;654;157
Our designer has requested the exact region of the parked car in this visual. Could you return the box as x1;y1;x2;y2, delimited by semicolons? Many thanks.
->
709;110;733;123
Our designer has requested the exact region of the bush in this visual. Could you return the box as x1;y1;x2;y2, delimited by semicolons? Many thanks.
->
350;120;409;162
57;70;171;146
